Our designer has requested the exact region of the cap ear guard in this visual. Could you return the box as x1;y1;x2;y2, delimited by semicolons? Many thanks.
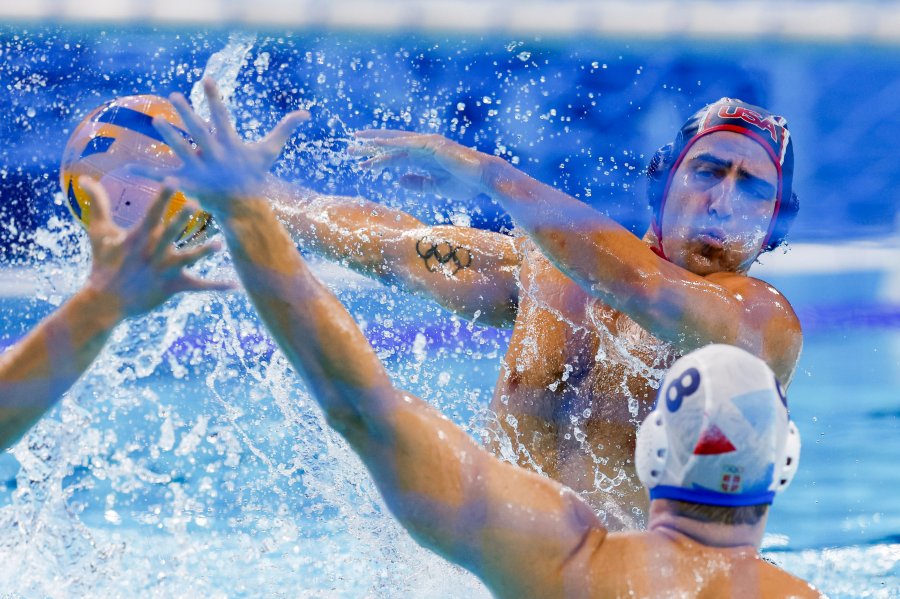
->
646;142;674;219
763;191;800;252
774;419;801;493
635;406;669;489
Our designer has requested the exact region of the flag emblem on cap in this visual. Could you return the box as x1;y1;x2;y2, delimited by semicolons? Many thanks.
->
693;424;737;455
721;472;742;493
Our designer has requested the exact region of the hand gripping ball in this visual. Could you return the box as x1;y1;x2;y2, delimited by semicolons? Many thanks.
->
60;95;211;243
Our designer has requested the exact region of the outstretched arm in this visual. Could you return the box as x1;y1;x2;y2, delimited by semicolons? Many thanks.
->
157;79;607;597
261;173;520;328
355;132;801;384
0;180;227;449
481;157;801;383
224;200;603;596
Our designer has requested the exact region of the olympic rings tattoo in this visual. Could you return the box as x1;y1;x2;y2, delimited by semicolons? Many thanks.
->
416;238;473;275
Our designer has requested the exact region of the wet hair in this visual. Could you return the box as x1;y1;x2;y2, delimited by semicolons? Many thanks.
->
669;499;768;526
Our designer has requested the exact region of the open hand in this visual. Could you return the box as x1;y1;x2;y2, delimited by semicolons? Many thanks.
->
82;177;232;318
351;130;492;202
149;78;309;217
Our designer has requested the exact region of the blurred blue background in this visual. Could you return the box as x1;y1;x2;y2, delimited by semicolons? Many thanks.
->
3;28;900;256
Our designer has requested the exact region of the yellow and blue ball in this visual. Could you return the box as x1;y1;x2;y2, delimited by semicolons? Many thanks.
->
60;94;210;243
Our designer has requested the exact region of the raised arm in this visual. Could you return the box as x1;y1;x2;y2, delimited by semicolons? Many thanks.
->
155;79;607;597
0;179;227;449
222;199;603;595
354;132;801;384
260;173;520;328
481;156;801;383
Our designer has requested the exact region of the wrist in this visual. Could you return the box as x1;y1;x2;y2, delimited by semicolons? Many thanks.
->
214;197;281;245
479;154;518;197
207;196;271;227
71;282;126;330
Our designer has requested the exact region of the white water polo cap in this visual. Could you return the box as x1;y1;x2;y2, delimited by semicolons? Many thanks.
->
635;344;800;507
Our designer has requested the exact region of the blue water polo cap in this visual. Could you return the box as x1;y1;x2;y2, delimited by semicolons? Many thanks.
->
647;98;798;254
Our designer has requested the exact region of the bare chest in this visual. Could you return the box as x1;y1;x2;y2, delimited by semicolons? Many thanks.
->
498;250;677;423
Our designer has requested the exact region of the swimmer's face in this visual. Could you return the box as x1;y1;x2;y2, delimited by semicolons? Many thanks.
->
660;131;778;276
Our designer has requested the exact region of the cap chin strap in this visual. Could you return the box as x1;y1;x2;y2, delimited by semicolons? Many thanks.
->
649;219;668;261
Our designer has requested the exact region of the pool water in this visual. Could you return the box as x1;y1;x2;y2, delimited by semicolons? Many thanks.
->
0;249;508;598
1;26;899;598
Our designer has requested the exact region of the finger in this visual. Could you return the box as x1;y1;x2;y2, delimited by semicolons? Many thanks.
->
77;176;114;228
359;150;409;171
158;208;195;250
353;129;418;140
170;273;237;294
169;239;222;268
257;110;310;166
137;182;176;236
347;143;379;157
203;78;240;147
153;117;201;167
169;92;216;152
126;163;177;183
399;173;436;194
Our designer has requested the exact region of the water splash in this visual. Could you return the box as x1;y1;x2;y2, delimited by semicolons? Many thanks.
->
189;31;257;121
0;30;496;597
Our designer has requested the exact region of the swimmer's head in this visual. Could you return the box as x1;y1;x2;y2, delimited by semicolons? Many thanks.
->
635;344;800;508
646;99;798;274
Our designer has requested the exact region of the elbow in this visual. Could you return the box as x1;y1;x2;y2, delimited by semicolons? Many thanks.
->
322;403;365;438
322;411;351;437
321;382;399;441
604;268;665;311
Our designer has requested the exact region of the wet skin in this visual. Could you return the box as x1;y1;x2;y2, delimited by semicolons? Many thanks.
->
660;132;780;276
490;132;786;525
0;180;227;450
272;128;801;529
494;238;675;527
154;81;818;596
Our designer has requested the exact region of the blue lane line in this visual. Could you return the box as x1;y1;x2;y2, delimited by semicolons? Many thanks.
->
0;319;509;357
4;303;900;356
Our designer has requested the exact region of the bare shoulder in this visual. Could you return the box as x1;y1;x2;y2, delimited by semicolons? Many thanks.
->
705;272;802;384
704;272;797;316
759;559;824;598
709;273;801;342
568;532;825;598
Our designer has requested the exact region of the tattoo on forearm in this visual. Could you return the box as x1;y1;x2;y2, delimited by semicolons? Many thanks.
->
416;239;472;275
